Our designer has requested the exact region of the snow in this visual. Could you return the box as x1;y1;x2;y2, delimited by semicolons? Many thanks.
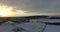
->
0;18;60;32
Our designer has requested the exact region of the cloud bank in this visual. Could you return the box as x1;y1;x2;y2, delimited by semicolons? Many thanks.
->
0;0;60;16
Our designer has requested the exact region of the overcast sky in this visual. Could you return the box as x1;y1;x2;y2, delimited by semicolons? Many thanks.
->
0;0;60;16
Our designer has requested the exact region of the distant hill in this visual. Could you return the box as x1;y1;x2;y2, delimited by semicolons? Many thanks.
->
49;16;60;19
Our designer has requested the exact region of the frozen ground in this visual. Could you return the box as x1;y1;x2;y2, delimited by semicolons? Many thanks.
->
0;19;60;32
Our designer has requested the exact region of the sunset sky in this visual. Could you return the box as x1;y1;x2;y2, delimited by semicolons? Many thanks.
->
0;0;60;17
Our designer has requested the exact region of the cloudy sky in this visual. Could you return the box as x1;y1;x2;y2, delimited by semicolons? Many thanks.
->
0;0;60;16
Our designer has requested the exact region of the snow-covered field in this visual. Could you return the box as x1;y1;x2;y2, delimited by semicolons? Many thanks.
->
0;18;60;32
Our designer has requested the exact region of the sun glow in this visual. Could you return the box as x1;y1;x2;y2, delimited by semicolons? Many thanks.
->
0;4;27;17
0;4;16;17
0;3;52;17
